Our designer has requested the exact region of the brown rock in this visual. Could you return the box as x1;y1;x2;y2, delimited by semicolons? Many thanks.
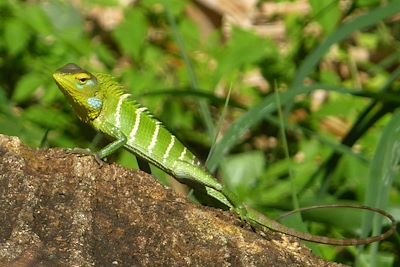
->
0;134;345;267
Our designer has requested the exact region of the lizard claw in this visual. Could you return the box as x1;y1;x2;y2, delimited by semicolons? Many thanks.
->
93;153;105;167
65;148;105;167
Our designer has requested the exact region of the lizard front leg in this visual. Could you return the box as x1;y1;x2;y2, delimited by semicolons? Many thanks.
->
71;121;127;165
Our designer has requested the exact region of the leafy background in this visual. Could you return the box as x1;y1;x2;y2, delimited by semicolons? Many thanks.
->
0;0;399;265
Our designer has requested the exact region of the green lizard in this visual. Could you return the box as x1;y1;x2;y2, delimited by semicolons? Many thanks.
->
53;63;396;246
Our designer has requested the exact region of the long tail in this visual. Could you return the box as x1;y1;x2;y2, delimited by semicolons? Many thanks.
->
245;204;396;246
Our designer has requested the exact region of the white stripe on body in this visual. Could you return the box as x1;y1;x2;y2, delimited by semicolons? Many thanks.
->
179;147;187;160
115;94;130;129
129;107;147;142
191;154;196;165
148;121;161;155
173;147;187;168
163;135;175;164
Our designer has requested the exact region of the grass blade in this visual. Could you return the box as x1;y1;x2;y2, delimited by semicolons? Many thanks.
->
165;4;216;141
206;84;318;172
356;110;400;266
291;1;400;88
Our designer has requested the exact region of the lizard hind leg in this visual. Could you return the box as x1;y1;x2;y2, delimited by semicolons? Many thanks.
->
172;160;247;218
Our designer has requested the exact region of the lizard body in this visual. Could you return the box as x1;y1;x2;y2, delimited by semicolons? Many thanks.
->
53;63;395;246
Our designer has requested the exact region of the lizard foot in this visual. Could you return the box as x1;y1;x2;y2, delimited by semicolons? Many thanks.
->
65;148;105;167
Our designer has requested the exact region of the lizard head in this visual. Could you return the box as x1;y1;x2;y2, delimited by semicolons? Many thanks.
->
53;63;102;123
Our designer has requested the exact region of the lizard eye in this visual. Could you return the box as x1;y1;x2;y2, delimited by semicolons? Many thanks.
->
77;77;89;84
76;73;91;85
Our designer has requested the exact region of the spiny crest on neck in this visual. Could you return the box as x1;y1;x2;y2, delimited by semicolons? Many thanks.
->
94;73;128;98
94;73;153;117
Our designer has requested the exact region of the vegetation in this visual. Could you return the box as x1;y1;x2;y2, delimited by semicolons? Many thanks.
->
0;0;399;265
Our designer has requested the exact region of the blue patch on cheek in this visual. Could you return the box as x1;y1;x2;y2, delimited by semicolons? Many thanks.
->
76;84;84;90
86;80;95;87
87;97;102;110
